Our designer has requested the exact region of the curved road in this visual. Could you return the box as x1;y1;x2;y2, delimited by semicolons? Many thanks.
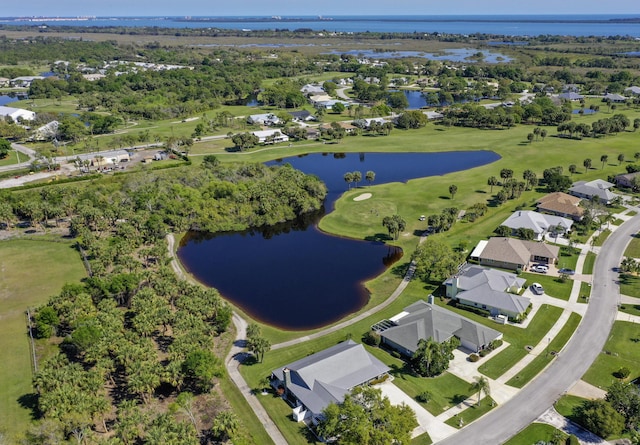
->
437;214;640;444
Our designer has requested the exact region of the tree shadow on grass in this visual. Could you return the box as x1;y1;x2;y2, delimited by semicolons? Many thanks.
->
365;233;393;242
390;262;410;279
17;393;40;421
449;393;468;405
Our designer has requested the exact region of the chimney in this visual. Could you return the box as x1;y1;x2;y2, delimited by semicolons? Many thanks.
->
283;368;291;390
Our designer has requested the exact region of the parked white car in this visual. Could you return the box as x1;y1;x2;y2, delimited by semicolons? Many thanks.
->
531;283;545;295
532;264;549;273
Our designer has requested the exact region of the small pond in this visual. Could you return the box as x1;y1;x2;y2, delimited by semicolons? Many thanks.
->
178;151;500;330
572;109;597;115
0;94;21;106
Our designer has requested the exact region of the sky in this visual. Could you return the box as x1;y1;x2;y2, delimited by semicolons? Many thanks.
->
2;1;639;17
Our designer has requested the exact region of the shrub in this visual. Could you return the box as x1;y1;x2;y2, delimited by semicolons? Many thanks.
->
479;349;489;357
362;330;381;347
416;391;432;403
469;354;480;362
613;367;630;379
490;339;503;350
566;435;579;445
391;350;401;359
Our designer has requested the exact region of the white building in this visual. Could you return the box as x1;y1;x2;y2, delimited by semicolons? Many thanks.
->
252;130;289;144
0;106;36;121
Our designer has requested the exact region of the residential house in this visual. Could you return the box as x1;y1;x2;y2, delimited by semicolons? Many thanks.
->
252;129;289;144
82;73;106;82
305;127;320;140
444;265;530;319
604;93;627;103
624;86;640;96
319;122;357;134
314;99;350;110
569;179;618;204
0;77;10;88
558;92;584;101
614;171;640;189
473;237;560;271
536;192;584;221
288;110;314;122
247;113;280;126
300;84;325;96
562;84;581;93
271;340;390;423
423;111;444;120
10;76;45;88
499;210;573;241
0;106;36;121
377;300;503;355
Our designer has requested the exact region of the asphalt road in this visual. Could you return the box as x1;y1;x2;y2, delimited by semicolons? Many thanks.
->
436;214;640;444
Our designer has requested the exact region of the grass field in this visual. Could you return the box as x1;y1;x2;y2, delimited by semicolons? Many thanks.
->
555;394;588;420
477;305;564;379
619;274;640;298
444;397;496;428
582;252;597;275
504;423;568;445
520;272;573;301
506;312;582;388
0;150;21;167
0;238;86;440
624;234;640;258
591;229;611;247
581;321;640;389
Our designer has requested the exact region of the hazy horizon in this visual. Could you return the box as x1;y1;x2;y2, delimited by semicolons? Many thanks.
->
1;1;639;18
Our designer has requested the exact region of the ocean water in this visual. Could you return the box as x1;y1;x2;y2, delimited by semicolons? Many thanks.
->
1;15;640;37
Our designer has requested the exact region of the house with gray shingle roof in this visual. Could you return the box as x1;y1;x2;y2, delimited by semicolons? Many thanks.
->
500;210;573;241
569;179;618;204
558;92;584;101
475;237;559;271
271;340;389;423
378;300;502;355
604;93;627;103
625;86;640;96
444;265;530;319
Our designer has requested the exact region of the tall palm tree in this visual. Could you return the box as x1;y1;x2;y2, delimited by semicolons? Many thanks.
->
470;375;491;406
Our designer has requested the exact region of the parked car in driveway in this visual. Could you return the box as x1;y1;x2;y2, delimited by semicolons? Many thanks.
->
531;283;545;295
532;265;549;273
558;268;575;275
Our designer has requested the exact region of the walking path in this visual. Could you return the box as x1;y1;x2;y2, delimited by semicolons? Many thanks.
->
537;407;611;445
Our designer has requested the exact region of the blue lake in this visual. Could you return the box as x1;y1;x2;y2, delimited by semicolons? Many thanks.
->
572;109;597;114
324;48;511;63
0;95;20;106
178;151;500;330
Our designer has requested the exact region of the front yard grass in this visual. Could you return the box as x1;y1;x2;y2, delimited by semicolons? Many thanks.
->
555;394;589;420
477;305;564;379
506;312;582;388
579;281;592;302
619;301;640;317
592;229;611;247
520;272;573;301
556;245;580;271
444;397;496;428
581;321;640;389
623;233;640;258
619;273;640;298
0;238;86;440
582;251;597;275
504;423;567;445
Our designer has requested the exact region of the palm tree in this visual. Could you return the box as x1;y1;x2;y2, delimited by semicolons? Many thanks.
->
568;164;577;176
470;375;491;406
365;170;376;186
449;184;458;200
583;158;592;172
618;153;625;165
343;172;354;190
600;154;608;169
211;411;239;442
487;176;498;193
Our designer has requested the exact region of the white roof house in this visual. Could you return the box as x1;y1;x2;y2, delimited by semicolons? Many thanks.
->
10;76;46;87
252;129;289;144
0;106;36;121
300;84;325;95
569;179;618;204
247;113;280;126
500;210;573;241
624;86;640;96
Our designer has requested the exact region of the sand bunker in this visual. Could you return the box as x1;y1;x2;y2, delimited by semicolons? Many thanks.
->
353;193;372;201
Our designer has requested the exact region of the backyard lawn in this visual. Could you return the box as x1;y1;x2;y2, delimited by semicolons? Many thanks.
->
0;238;86;440
581;321;640;389
504;423;567;445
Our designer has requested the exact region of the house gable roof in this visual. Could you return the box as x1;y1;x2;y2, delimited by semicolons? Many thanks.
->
272;340;389;415
536;192;584;218
501;210;573;235
445;265;530;315
569;179;617;201
478;237;559;266
380;301;501;354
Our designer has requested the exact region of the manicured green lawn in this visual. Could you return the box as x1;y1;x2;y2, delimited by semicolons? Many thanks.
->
579;281;592;302
444;397;496;428
592;229;611;247
0;150;21;167
619;274;640;298
582;252;597;275
612;218;624;226
619;301;640;317
521;272;573;301
556;245;580;271
624;234;640;258
582;321;640;389
628;211;638;217
555;394;588;420
504;423;567;445
411;432;433;445
0;238;86;440
477;305;564;379
506;312;582;388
